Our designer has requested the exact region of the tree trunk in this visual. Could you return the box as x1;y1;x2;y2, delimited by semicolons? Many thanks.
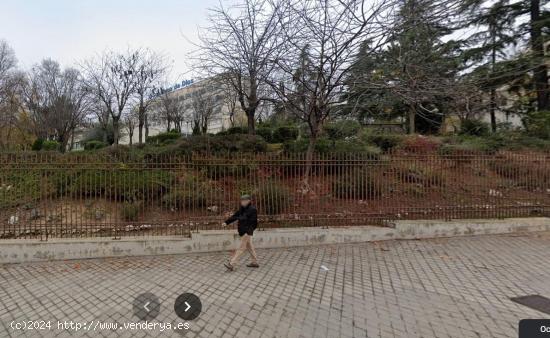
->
113;118;120;145
138;103;145;145
138;120;144;145
489;89;497;132
303;135;316;187
408;109;415;134
530;0;550;111
489;35;497;132
145;114;149;140
247;111;255;135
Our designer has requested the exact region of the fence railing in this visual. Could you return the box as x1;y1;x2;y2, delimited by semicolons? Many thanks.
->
1;151;549;240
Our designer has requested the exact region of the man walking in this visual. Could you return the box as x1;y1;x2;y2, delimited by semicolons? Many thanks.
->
222;194;259;271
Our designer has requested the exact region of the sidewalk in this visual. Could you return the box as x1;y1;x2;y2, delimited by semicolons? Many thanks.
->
1;232;549;337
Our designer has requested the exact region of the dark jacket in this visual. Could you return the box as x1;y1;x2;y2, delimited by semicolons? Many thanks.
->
225;204;258;231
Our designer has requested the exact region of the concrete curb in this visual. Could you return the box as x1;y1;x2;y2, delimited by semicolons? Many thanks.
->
1;217;549;264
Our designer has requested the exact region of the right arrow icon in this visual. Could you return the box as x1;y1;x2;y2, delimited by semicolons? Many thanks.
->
174;293;202;320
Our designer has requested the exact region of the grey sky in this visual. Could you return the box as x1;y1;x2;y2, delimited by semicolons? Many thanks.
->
0;0;226;82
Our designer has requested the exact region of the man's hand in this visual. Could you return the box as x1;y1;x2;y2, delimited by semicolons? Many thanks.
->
221;222;227;227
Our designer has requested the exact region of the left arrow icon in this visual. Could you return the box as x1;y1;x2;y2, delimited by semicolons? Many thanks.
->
133;293;160;321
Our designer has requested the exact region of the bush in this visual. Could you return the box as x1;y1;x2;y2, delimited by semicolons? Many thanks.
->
68;170;173;201
360;132;404;152
146;131;181;145
31;139;44;151
255;181;292;215
332;170;383;199
460;119;490;137
323;120;361;140
122;202;140;221
84;140;108;151
394;164;445;187
160;175;215;210
256;127;274;143
333;140;381;157
223;126;248;135
272;125;299;143
42;140;60;151
524;111;550;139
0;171;53;208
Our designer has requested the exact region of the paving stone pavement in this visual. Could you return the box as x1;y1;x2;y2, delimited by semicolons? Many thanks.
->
1;232;550;338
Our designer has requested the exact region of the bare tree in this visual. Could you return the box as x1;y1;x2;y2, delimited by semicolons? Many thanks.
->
154;88;187;133
0;41;21;149
123;110;138;146
190;81;221;134
82;50;140;144
197;0;284;134
20;59;90;151
133;49;167;144
271;0;393;184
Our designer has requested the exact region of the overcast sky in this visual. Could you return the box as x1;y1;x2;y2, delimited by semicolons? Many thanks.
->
0;0;226;83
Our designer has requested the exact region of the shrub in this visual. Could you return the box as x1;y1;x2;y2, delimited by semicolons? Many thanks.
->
255;181;292;215
31;139;44;151
68;170;173;201
0;171;53;208
323;120;361;140
272;125;299;143
160;175;214;210
333;139;381;157
460;119;490;137
332;170;383;199
84;140;108;151
256;127;274;143
524;111;550;139
146;131;181;145
360;132;404;152
224;126;248;135
283;138;333;153
394;164;445;187
122;202;140;221
489;158;550;189
42;140;60;151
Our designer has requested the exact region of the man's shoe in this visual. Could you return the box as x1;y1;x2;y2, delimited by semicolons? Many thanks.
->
224;262;234;271
246;263;259;268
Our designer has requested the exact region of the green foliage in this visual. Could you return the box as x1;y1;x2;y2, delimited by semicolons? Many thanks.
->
160;175;213;209
360;132;404;152
82;126;114;145
256;127;274;143
460;119;490;137
122;202;140;221
222;126;248;135
68;170;173;201
272;125;299;143
146;131;181;145
84;140;108;151
31;139;44;151
42;140;60;151
255;181;292;215
0;171;52;208
332;169;383;199
524;111;550;139
323;120;361;140
29;139;59;151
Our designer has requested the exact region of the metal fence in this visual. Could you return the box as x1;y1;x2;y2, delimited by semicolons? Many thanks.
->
1;151;549;240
